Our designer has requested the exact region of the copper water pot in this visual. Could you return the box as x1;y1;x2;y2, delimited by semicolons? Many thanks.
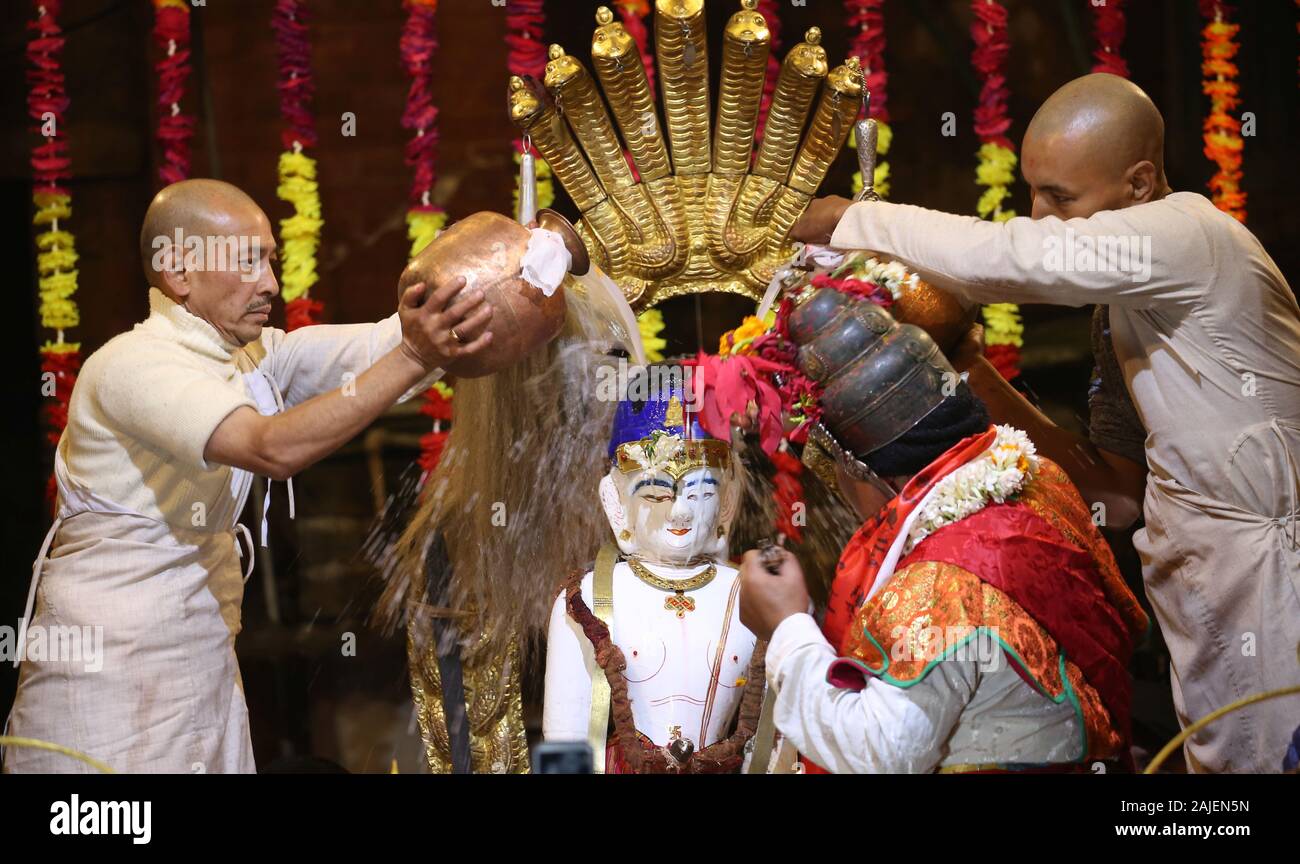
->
404;209;590;378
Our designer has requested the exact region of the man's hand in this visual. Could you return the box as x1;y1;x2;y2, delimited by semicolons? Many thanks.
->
739;547;811;642
398;276;494;370
790;195;855;245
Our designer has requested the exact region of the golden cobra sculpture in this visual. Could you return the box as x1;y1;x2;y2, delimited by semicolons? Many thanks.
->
509;0;862;310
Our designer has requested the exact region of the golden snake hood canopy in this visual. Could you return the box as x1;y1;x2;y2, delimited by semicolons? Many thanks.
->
508;0;862;311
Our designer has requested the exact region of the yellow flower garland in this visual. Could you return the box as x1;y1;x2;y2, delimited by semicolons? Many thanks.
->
275;148;324;304
34;192;81;339
974;142;1023;365
406;208;448;260
637;307;667;363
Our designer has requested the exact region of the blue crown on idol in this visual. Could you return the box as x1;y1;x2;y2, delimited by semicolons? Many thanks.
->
607;370;729;479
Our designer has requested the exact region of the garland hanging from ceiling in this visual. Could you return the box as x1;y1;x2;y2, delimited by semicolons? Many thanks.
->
272;0;326;330
401;0;453;473
151;0;195;186
28;0;81;504
970;0;1023;382
402;0;447;258
509;0;554;223
1199;1;1247;223
1089;0;1129;77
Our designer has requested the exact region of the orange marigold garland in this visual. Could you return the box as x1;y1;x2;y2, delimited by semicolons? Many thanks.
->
273;0;326;330
1200;1;1247;223
151;0;195;186
971;0;1022;382
28;0;82;504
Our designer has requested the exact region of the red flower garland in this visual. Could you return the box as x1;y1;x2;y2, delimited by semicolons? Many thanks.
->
970;0;1022;382
400;0;451;474
810;273;895;309
970;0;1013;150
27;7;70;192
506;0;547;79
770;446;805;544
1090;0;1129;77
28;0;82;506
846;0;889;123
417;384;453;475
401;0;442;216
151;0;195;186
273;0;325;330
507;0;548;204
272;1;318;152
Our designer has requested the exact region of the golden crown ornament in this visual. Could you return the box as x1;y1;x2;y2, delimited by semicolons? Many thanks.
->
508;0;863;311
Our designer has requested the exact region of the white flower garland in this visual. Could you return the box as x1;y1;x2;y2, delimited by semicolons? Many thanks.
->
903;425;1039;555
855;255;922;300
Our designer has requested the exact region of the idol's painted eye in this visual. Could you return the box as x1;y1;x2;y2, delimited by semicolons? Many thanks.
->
639;492;672;503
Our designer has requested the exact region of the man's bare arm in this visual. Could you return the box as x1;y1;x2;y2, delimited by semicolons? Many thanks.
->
205;278;490;480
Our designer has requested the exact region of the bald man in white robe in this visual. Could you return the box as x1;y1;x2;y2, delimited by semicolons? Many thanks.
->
4;179;493;773
793;74;1300;773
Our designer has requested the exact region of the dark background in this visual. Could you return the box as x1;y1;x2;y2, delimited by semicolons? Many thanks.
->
2;0;1297;771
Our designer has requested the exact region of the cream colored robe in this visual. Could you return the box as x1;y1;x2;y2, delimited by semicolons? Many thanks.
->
4;288;429;774
831;192;1300;773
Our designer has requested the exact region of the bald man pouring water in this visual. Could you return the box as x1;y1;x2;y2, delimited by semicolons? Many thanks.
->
788;74;1300;773
4;179;494;773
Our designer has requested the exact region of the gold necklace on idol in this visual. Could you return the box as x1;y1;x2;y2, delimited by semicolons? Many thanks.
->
625;557;717;619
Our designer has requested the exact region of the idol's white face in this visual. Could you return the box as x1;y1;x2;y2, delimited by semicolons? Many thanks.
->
620;467;722;565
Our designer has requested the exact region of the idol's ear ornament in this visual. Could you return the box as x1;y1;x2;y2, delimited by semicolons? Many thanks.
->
600;472;635;556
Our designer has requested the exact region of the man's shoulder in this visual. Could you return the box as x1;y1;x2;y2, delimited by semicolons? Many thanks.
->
78;326;168;379
1157;192;1262;254
79;321;224;388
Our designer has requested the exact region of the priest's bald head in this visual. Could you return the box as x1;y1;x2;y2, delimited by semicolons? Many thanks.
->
1022;73;1170;221
141;178;280;346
